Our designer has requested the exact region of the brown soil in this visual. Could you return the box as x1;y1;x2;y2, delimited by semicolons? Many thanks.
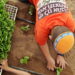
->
2;1;75;75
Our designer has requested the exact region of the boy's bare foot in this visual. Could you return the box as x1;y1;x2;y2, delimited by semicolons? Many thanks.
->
57;55;67;69
47;57;56;71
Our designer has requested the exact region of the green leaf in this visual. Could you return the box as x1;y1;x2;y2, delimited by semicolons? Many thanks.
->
20;56;30;64
21;25;30;31
56;67;63;75
28;5;34;16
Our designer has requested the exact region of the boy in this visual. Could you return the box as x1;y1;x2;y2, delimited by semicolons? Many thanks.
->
20;0;75;71
0;60;31;75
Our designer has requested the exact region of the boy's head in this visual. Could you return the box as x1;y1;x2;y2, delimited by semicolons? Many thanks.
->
50;26;74;54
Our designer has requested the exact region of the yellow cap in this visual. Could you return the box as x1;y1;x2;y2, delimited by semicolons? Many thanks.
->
54;32;74;54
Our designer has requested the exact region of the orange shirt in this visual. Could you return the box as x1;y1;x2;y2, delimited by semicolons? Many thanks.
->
29;0;75;45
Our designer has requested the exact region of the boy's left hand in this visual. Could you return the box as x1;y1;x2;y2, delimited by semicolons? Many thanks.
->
56;55;67;69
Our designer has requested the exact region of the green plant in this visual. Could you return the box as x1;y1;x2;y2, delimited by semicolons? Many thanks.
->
3;0;8;3
21;25;30;31
56;67;63;75
20;56;30;64
0;0;15;60
28;5;34;16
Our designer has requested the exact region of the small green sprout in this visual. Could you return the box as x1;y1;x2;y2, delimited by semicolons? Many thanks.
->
28;5;34;16
56;67;63;75
20;56;30;64
21;25;30;31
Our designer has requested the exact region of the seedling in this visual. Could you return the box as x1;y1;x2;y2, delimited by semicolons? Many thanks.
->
56;67;63;75
20;56;30;64
21;25;30;31
28;5;35;16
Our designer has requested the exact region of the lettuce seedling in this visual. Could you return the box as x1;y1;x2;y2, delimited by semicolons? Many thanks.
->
56;67;63;75
21;25;30;31
28;5;35;16
20;56;30;64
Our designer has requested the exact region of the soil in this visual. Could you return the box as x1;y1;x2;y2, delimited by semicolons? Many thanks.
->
2;0;75;75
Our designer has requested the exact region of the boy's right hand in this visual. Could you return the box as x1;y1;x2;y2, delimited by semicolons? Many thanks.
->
47;57;56;71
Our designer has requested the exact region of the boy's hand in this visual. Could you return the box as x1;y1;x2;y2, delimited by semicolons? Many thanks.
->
57;55;67;69
0;59;9;71
47;57;56;71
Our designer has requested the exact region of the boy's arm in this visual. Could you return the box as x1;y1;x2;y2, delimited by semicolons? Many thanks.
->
40;43;52;62
40;43;56;71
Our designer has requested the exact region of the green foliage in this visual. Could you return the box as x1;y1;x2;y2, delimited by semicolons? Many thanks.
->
21;25;30;31
20;56;30;64
0;0;5;9
3;0;8;3
28;5;34;16
56;67;63;75
0;0;8;6
0;0;15;60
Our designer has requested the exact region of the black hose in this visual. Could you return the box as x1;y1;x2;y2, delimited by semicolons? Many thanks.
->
19;0;30;3
16;17;35;25
10;66;45;75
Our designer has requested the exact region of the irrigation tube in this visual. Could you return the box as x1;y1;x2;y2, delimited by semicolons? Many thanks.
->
16;17;35;25
10;66;45;75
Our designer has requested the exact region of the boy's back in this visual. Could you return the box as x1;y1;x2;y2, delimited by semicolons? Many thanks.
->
29;0;75;45
37;0;68;19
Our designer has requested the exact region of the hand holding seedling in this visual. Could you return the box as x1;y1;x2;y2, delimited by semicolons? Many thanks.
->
47;55;67;71
57;55;67;69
